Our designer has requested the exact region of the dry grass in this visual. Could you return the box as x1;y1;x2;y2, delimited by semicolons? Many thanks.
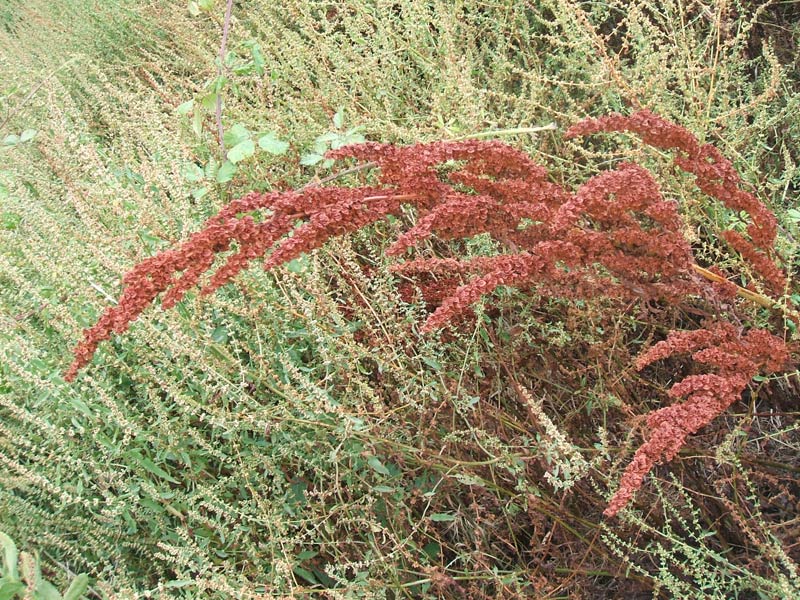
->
1;0;799;597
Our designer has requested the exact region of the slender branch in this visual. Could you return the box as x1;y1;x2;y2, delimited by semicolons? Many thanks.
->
215;0;235;153
691;264;775;308
450;123;558;141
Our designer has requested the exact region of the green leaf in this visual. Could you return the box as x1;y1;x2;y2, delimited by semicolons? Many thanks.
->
0;581;25;600
258;133;289;155
333;108;344;129
19;129;37;143
35;579;61;600
216;160;237;183
182;163;204;182
429;513;456;522
164;580;195;589
299;153;323;166
226;138;255;164
191;187;209;200
0;531;19;580
126;451;179;483
176;99;194;115
187;1;200;16
2;135;19;146
211;326;228;344
367;456;390;476
292;566;317;585
285;256;308;273
223;123;250;147
198;0;214;11
191;110;203;137
62;574;89;600
199;92;219;111
787;208;800;223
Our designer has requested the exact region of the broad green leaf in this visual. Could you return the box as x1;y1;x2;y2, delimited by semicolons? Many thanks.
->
367;456;390;476
216;160;237;183
227;138;255;164
36;580;61;600
285;256;308;273
2;135;19;146
198;0;214;11
258;133;289;155
0;581;26;599
191;187;209;200
62;574;89;600
187;1;200;16
182;163;204;182
333;108;344;129
199;92;218;111
223;123;250;147
299;153;323;166
19;129;37;143
787;208;800;223
176;99;194;115
0;531;19;580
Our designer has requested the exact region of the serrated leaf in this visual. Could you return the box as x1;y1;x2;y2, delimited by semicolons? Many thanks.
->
62;574;89;600
227;138;255;164
367;456;390;476
223;123;250;147
429;513;456;522
258;133;289;155
299;153;323;166
19;129;37;143
216;160;237;183
182;163;204;182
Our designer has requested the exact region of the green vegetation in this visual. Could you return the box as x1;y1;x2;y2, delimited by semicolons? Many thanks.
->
1;1;798;597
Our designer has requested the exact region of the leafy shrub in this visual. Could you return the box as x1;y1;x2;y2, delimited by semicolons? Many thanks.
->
65;109;795;517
